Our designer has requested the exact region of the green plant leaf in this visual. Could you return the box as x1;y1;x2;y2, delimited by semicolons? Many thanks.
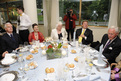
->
57;43;62;49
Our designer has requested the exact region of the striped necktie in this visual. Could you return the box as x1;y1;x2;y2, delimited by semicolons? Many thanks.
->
104;40;111;49
78;29;85;43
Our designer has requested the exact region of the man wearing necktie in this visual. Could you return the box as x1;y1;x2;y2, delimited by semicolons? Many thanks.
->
76;20;93;45
95;26;121;64
1;23;22;54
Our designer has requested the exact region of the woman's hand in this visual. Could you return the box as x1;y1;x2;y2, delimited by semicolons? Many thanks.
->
111;73;115;80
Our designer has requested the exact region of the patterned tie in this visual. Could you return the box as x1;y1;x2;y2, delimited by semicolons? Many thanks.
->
10;34;15;42
78;29;85;43
104;40;111;49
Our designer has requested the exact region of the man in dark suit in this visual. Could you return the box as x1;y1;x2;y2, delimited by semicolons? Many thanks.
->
76;20;93;45
1;23;21;54
96;26;121;64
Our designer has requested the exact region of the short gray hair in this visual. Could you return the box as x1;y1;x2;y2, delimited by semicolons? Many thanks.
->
56;21;62;28
108;26;119;33
4;22;12;29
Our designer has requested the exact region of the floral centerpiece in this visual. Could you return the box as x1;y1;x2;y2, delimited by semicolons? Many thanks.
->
46;42;62;59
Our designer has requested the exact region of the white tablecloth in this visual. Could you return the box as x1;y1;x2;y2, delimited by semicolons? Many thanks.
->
0;45;111;81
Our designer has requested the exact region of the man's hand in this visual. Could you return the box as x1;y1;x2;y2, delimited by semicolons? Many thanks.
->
80;35;85;38
2;51;8;57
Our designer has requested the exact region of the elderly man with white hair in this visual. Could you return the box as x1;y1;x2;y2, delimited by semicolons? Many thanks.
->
51;22;67;41
1;22;21;53
96;26;121;64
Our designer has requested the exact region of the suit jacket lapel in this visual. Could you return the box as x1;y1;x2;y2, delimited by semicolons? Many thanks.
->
6;33;16;42
103;37;117;51
79;28;82;35
84;28;88;36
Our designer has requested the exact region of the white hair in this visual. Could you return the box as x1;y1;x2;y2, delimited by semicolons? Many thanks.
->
108;26;119;33
56;21;62;28
4;22;12;29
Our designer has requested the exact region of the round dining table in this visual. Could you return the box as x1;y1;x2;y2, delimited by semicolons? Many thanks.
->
0;42;111;81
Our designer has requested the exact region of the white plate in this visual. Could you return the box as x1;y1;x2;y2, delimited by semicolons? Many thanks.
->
70;50;77;54
30;49;38;54
69;66;76;70
92;60;106;67
28;61;38;69
0;71;18;81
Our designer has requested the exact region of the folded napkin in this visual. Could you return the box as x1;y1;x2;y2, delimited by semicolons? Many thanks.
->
1;53;16;65
0;73;15;81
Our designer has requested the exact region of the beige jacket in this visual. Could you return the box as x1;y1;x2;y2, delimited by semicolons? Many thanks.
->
51;28;67;41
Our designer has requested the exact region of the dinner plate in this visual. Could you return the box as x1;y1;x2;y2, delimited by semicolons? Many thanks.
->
69;66;76;70
28;61;38;69
70;50;77;54
92;59;107;67
30;49;38;54
0;71;18;81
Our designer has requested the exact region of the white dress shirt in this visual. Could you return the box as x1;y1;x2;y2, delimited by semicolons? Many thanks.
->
19;13;32;30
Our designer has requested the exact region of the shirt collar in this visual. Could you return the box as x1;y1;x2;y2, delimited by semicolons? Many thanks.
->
109;36;117;43
7;33;13;37
20;13;25;16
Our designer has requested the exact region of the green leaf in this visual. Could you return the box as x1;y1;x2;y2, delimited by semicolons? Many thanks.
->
57;43;62;49
46;48;53;53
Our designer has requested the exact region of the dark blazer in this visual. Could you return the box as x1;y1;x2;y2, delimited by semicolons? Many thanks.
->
76;28;93;45
96;34;121;64
1;33;21;53
0;35;3;60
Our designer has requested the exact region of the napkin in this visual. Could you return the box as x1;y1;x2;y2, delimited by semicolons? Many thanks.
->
1;54;16;65
97;45;106;65
0;73;15;81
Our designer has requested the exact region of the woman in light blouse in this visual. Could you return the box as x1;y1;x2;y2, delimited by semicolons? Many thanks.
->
51;21;67;40
28;23;44;44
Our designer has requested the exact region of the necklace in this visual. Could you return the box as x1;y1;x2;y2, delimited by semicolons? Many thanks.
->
34;33;38;40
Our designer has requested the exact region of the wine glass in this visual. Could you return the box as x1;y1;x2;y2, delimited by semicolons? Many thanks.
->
18;54;24;70
19;44;23;52
85;62;93;75
24;42;28;47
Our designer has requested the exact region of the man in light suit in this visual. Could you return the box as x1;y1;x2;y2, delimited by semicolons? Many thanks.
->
1;23;21;53
76;20;93;45
96;26;121;64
